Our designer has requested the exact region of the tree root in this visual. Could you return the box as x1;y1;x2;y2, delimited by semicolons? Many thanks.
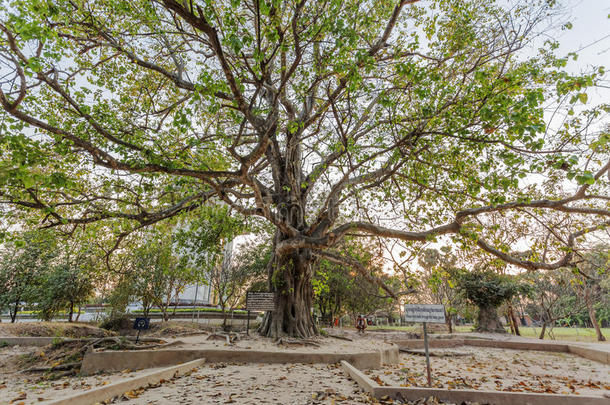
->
325;333;353;341
276;337;320;347
22;336;176;376
206;333;241;345
119;340;182;351
23;362;81;373
399;348;472;357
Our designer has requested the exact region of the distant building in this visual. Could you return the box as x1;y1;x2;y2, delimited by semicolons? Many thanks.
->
173;238;235;306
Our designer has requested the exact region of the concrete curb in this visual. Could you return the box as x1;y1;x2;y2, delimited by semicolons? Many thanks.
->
42;358;205;405
340;360;609;405
568;345;610;365
393;338;610;365
81;346;399;375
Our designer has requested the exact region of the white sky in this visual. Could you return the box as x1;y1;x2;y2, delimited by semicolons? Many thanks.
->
555;1;610;104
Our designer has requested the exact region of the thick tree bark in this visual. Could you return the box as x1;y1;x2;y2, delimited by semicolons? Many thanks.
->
476;306;505;333
259;245;318;338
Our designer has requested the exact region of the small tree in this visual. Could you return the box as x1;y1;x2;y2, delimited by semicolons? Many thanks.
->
457;268;530;333
416;247;463;333
212;239;269;328
570;245;609;341
314;239;401;324
38;259;96;322
131;231;194;321
524;269;585;339
0;231;57;322
175;206;247;326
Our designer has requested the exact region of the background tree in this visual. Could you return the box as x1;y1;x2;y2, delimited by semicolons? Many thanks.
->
37;245;98;322
0;0;608;337
570;245;609;341
313;238;404;324
523;269;585;339
456;266;531;333
175;205;248;326
108;226;196;320
0;230;57;322
415;247;463;333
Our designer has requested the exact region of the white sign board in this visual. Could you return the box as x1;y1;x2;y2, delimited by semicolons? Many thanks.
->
404;304;446;324
246;292;276;311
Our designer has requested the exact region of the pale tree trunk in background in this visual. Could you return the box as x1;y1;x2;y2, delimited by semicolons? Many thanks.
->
539;322;547;339
585;288;606;342
507;304;520;336
445;311;453;334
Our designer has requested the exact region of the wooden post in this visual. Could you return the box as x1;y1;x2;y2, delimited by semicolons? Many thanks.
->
246;310;250;336
423;322;431;387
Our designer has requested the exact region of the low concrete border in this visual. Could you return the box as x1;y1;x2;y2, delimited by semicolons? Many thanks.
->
568;345;610;365
81;346;398;375
42;358;205;405
340;360;609;405
393;338;609;365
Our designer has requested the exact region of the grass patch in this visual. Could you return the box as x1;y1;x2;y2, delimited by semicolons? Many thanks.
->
516;326;610;342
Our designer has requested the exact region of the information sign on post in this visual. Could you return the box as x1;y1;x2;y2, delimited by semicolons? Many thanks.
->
132;317;150;344
404;304;446;323
404;304;446;387
245;292;276;335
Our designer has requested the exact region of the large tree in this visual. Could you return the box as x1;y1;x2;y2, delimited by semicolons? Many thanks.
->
0;0;608;337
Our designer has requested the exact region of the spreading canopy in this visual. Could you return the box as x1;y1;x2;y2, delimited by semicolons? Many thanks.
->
0;0;608;335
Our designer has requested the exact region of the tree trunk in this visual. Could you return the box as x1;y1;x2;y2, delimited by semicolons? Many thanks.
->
221;302;228;330
507;304;520;336
585;290;606;342
539;322;547;339
445;312;453;334
10;299;19;323
68;301;74;322
259;248;318;338
476;306;505;333
507;313;515;335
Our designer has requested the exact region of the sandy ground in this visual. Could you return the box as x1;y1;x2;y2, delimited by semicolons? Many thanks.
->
1;332;609;404
368;347;610;397
171;333;397;353
117;362;375;405
0;345;166;405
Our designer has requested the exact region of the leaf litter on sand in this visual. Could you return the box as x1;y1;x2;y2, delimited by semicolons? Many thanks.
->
370;347;610;397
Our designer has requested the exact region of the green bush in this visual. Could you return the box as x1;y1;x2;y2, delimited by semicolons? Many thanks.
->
99;314;131;331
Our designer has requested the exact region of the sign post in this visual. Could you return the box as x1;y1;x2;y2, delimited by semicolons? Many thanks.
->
245;292;276;335
404;304;445;387
132;317;150;344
